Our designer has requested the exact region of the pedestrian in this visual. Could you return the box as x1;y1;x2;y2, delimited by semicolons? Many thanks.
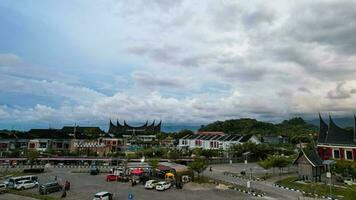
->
209;166;212;172
54;176;57;181
61;190;67;198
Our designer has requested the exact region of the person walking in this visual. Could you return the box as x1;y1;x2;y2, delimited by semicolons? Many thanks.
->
61;190;67;198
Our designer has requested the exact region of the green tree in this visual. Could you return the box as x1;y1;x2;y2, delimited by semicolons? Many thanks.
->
148;158;160;177
83;128;103;139
168;149;180;161
27;150;40;168
258;155;291;175
188;157;207;179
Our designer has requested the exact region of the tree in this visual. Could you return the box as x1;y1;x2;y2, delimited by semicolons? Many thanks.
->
27;150;40;168
148;158;160;177
83;128;102;139
258;155;291;175
188;157;207;179
168;149;180;161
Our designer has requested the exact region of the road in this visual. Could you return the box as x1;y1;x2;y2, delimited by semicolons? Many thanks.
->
203;164;302;200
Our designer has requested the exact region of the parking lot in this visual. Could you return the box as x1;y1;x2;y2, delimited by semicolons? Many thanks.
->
1;168;257;200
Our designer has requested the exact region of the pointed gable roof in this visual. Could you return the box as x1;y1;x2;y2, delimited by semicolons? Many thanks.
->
293;149;323;167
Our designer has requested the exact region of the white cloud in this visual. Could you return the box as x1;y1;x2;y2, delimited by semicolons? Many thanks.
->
2;0;356;127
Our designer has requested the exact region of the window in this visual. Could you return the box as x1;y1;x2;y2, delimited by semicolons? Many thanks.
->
39;142;47;148
333;149;340;159
346;150;353;160
210;141;214;147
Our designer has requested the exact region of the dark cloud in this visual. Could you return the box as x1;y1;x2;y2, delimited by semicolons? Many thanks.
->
132;71;184;89
298;87;311;93
241;6;275;28
289;0;356;54
326;82;352;99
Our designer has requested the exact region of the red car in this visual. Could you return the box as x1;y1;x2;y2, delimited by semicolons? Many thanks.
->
106;174;120;182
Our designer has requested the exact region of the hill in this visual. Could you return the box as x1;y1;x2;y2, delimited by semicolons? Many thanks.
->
199;117;318;144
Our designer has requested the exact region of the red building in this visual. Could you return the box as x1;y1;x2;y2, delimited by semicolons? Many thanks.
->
317;115;356;161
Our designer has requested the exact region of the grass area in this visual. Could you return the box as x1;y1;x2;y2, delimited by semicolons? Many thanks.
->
276;177;356;200
0;171;29;179
5;189;60;200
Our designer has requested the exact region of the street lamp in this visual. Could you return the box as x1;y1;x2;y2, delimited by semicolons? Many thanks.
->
323;160;335;198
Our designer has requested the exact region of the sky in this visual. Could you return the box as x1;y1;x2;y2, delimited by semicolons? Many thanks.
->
1;0;356;130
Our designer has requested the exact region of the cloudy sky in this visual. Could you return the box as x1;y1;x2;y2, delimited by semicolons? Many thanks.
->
1;0;356;130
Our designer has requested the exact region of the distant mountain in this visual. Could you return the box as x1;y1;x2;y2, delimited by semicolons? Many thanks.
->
199;117;318;144
162;123;201;132
307;116;355;128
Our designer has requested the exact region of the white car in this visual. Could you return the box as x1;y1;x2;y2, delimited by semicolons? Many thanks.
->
155;181;171;191
93;191;113;200
15;180;38;190
0;183;6;194
145;180;159;189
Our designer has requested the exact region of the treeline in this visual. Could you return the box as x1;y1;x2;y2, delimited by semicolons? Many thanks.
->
199;117;318;144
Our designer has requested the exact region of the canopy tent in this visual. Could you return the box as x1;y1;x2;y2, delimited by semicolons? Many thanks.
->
165;172;175;178
131;168;144;175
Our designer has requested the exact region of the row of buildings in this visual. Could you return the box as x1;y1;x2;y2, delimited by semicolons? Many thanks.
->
0;120;164;156
178;131;261;150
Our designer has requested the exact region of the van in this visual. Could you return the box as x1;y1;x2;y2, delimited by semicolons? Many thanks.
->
8;175;38;189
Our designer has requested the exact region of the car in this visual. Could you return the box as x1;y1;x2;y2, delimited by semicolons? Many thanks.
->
93;191;113;200
14;180;38;190
344;178;356;186
39;182;62;195
7;175;38;189
155;181;171;191
90;166;100;175
106;174;120;182
145;180;159;189
0;183;6;194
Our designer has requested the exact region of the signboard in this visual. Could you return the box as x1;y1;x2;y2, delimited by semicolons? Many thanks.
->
247;181;251;188
326;172;331;178
128;193;133;200
229;160;232;164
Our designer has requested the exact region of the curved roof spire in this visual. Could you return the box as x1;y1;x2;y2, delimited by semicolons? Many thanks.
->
117;120;123;127
317;114;328;144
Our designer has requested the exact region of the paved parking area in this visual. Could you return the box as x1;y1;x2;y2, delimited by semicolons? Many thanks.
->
1;168;257;200
0;193;37;200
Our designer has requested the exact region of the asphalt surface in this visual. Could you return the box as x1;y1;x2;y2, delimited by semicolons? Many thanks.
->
204;164;302;200
1;167;259;200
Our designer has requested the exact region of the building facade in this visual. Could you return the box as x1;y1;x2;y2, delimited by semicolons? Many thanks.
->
178;132;260;150
317;115;356;161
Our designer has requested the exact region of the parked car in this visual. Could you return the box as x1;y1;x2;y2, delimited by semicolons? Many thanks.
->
93;191;113;200
106;174;120;182
15;180;38;190
7;175;38;189
145;180;159;189
90;166;100;175
39;182;62;195
0;183;6;194
155;181;171;191
344;178;356;186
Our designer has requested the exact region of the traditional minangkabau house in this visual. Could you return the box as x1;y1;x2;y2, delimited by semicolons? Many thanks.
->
317;115;356;161
293;149;324;181
108;120;161;150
